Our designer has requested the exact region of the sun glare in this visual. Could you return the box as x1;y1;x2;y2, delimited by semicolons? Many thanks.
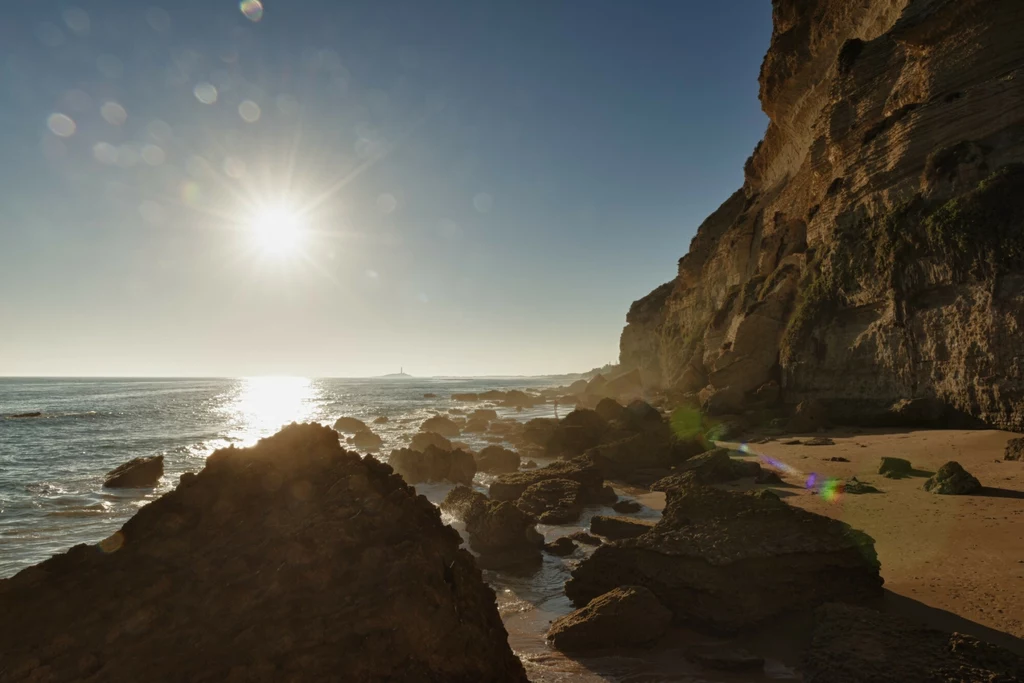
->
249;203;306;256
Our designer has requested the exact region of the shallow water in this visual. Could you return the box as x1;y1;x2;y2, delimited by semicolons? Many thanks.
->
0;377;795;682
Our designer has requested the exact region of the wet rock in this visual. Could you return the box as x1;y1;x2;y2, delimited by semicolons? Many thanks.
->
389;445;476;486
803;437;835;446
490;456;606;503
503;390;541;409
788;400;829;433
103;455;164;488
590;515;656;540
547;409;607;457
463;417;490;433
544;537;577;556
568;531;602;546
650;449;760;489
612;500;642;514
373;415;389;424
9;411;42;418
515;479;583;524
691;648;765;672
567;483;882;634
410;431;453;452
350;429;383;452
475;445;520;474
420;415;461;437
440;486;543;570
1005;437;1024;461
521;418;558;447
803;603;1024;683
878;457;912;478
479;390;507;401
333;416;368;434
471;408;499;422
546;586;671;652
423;393;437;398
1;424;528;683
924;461;982;495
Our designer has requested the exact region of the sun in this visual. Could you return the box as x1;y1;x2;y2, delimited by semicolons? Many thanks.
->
248;203;306;256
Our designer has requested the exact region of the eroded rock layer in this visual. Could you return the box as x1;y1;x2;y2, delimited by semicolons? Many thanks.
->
620;0;1024;428
0;424;527;683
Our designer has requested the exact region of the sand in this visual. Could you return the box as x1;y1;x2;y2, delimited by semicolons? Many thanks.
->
727;428;1024;651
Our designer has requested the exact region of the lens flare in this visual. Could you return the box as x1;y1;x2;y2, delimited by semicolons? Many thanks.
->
240;0;264;22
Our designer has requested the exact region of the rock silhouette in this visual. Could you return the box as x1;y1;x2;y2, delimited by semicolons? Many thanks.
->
103;455;164;488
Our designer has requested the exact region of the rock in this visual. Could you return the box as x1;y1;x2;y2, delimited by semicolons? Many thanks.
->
389;445;476;486
103;455;164;488
753;381;780;406
448;408;465;415
586;433;673;478
490;456;606;503
783;439;803;445
0;424;528;683
828;456;850;462
523;459;538;469
924;461;982;495
472;408;498;421
567;483;882;633
594;397;626;422
423;393;437;398
521;418;558;447
475;445;520;474
568;531;602;546
590;515;655;540
441;487;543;570
452;393;479;402
605;369;644;401
612;500;642;513
479;390;507;401
650;449;760;488
515;479;583;524
463;417;490;433
420;415;460;437
843;478;880;494
803;603;1024;683
755;469;784;485
9;411;42;418
546;586;671;652
584;374;610;398
803;437;835;446
544;537;576;556
568;379;589;395
878;457;912;478
333;416;368;434
1005;437;1024;461
789;400;829;433
373;415;389;424
502;390;541;408
547;409;607;457
350;429;383;452
410;431;453;452
691;648;765;672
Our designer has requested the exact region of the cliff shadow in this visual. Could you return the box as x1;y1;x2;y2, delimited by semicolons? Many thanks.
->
881;590;1024;656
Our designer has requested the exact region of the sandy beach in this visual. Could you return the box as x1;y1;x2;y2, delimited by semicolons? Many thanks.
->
728;428;1024;651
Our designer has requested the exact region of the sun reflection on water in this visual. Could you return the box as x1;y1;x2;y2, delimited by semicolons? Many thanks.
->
227;376;318;446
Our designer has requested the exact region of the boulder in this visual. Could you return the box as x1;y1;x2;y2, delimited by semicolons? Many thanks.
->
567;483;882;634
546;586;671;652
803;603;1024;683
584;374;610;398
523;459;538;469
788;400;829;433
568;379;589;395
349;429;384;452
547;409;607;457
440;487;543;570
373;415;389;424
878;457;912;478
649;449;761;489
520;418;557;447
1004;437;1024;461
843;478;880;494
423;393;438;398
479;390;507;401
471;408;498;421
333;416;369;434
594;397;626;422
475;445;520;474
490;456;606;503
410;431;453;452
502;390;540;408
463;417;490;433
0;424;528;683
544;537;577;556
452;393;479;402
568;531;602;546
10;411;42;418
420;415;460;437
612;500;642;514
590;515;656;540
585;433;674;478
103;455;164;488
515;479;583;524
923;461;982;495
388;445;476;486
605;369;644;401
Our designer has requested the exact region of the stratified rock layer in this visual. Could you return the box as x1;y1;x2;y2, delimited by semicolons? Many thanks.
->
619;0;1024;429
0;423;527;683
546;586;672;652
566;483;882;633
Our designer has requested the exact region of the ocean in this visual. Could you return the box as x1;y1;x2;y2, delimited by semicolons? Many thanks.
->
0;376;790;682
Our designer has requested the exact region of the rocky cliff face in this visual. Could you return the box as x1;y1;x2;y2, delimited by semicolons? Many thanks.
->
620;0;1024;428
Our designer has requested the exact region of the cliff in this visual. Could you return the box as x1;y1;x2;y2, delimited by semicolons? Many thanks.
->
620;0;1024;428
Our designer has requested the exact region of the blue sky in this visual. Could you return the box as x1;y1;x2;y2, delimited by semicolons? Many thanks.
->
0;0;771;377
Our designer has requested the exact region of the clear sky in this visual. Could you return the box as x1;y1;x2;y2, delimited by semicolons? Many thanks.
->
0;0;771;377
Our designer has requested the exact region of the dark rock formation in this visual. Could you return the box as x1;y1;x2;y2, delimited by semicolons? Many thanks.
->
420;415;460;437
924;461;982;495
590;515;656;540
0;423;528;683
617;0;1024;430
612;500;642;514
472;408;499;421
595;397;627;422
489;456;607;503
691;648;765;672
103;455;164;488
452;393;479;401
515;479;583;524
650;449;761;489
878;456;912;478
523;459;538;469
389;445;476;486
546;409;607;457
803;603;1024;683
410;431;453;452
373;415;389;424
350;429;383;452
440;486;543;570
333;416;368;434
422;392;437;398
463;417;490;433
843;478;880;494
474;445;520;474
502;390;541;409
803;436;835;446
544;537;577;556
568;531;602;546
547;586;671;653
520;418;557;447
1005;437;1024;461
567;482;882;633
9;411;42;418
